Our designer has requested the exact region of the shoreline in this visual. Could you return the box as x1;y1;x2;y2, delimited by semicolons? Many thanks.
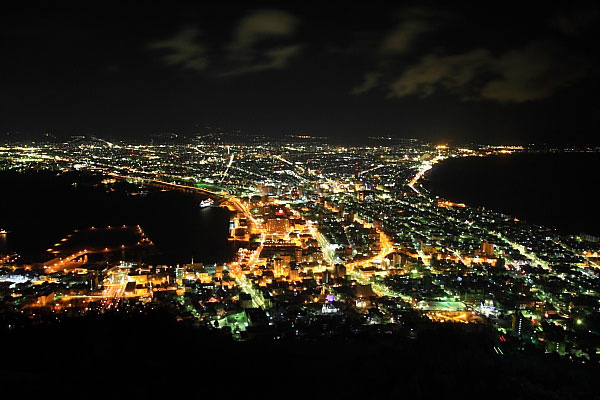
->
422;152;600;237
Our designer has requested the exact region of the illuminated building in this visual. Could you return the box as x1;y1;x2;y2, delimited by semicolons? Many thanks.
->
356;190;375;202
289;266;300;281
391;252;405;267
267;218;289;235
262;184;277;196
295;248;302;262
273;258;286;276
481;241;495;256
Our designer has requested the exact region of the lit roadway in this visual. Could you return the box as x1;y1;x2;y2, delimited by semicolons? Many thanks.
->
219;152;235;184
62;267;129;309
551;238;600;269
344;227;416;302
409;235;429;266
346;227;394;271
273;154;310;182
407;155;445;194
233;273;266;309
307;222;339;266
44;249;91;273
320;203;395;269
484;229;551;271
351;268;410;301
230;235;266;309
102;273;128;310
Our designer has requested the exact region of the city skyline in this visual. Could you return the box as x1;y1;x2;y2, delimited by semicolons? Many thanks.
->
1;133;599;398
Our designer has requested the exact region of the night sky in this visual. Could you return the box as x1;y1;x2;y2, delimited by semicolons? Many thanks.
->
2;2;599;144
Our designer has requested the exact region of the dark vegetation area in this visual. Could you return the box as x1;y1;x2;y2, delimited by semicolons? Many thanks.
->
1;310;597;399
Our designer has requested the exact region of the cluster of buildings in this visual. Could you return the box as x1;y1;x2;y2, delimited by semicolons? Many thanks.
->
1;136;599;361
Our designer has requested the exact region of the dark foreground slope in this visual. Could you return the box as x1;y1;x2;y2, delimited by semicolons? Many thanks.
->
1;311;598;399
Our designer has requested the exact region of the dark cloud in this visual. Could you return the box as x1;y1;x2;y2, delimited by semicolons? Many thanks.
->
148;26;208;71
481;41;587;103
351;5;595;103
388;49;491;99
352;72;383;95
379;8;434;55
549;6;599;36
219;44;302;77
220;9;301;76
351;7;436;94
380;19;431;55
386;41;587;103
228;9;298;54
148;9;301;77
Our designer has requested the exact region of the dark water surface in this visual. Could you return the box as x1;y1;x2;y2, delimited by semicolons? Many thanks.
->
0;170;234;263
423;152;600;236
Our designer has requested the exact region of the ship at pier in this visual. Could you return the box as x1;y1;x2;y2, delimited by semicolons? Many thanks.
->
199;198;215;208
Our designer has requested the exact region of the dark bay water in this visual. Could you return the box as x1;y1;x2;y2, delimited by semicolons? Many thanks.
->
0;170;234;264
423;152;600;236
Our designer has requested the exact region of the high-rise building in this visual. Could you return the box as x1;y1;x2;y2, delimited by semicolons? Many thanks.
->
289;266;300;281
481;241;495;257
391;252;405;267
357;190;375;202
